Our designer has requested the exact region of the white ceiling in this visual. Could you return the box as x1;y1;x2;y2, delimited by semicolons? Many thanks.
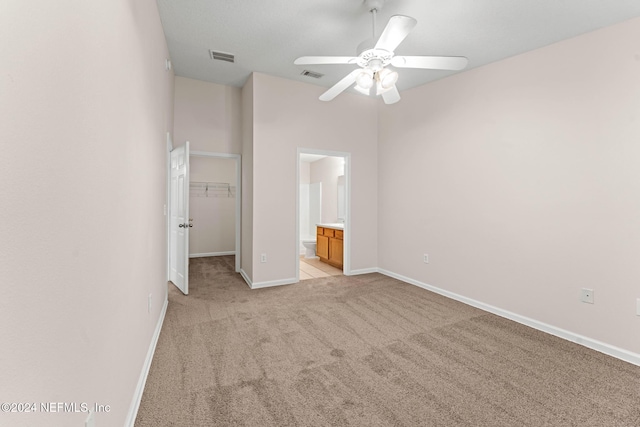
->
157;0;640;94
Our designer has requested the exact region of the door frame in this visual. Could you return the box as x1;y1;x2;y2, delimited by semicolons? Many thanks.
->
189;151;242;273
296;148;351;282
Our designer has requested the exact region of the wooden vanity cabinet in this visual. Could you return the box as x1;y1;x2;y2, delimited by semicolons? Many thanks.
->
316;226;343;269
316;233;329;259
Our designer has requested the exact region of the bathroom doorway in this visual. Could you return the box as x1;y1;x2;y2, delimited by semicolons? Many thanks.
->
296;148;350;282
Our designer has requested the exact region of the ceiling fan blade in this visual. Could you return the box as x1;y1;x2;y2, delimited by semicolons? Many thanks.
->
391;55;469;70
319;69;361;101
294;56;358;65
374;15;417;52
381;85;401;105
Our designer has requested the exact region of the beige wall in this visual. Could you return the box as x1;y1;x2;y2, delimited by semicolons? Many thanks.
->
251;73;378;284
378;16;640;355
189;157;236;255
174;76;242;153
0;0;174;426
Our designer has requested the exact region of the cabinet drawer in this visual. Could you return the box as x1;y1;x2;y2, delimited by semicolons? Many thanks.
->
323;228;334;237
317;227;323;236
335;230;343;239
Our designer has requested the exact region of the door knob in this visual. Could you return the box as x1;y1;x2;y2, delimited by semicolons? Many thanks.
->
179;224;184;228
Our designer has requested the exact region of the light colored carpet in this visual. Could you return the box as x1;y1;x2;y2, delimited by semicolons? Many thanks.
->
135;256;640;426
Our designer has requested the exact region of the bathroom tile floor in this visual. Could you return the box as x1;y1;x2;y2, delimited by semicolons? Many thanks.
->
299;256;343;280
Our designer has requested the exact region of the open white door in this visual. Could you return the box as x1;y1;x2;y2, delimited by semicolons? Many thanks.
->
169;142;190;295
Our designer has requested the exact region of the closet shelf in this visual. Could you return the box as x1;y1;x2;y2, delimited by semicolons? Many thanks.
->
190;181;236;198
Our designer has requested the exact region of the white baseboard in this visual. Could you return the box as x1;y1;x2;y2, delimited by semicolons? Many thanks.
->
378;268;640;367
251;277;297;289
347;267;378;276
189;251;235;258
240;268;297;290
239;268;252;289
125;295;169;427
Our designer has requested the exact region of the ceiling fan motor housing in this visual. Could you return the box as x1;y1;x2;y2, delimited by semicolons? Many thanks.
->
357;49;393;70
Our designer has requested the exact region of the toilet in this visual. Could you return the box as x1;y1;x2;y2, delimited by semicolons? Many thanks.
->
301;236;317;259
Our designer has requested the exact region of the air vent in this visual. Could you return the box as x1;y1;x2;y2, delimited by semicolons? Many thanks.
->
301;70;324;79
209;50;235;63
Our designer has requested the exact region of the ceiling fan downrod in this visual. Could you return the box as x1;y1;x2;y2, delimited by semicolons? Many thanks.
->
371;7;377;39
365;0;385;39
356;0;396;93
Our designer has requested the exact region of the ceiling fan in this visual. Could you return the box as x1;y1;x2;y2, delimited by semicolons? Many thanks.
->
294;0;468;105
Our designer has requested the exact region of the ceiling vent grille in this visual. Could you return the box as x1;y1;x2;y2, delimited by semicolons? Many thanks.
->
209;50;235;63
301;70;324;79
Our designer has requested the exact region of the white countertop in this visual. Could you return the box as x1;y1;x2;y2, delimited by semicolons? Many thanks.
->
317;223;344;230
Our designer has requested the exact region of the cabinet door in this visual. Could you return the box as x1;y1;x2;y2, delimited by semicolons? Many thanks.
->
316;235;329;259
329;237;343;266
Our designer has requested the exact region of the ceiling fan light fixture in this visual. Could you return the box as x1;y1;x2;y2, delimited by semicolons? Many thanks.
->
376;80;389;95
355;69;374;89
378;68;398;89
353;85;371;96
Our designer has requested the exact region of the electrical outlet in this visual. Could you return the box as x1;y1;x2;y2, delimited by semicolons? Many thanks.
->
636;298;640;316
423;254;429;264
261;253;267;263
148;293;152;313
581;288;594;304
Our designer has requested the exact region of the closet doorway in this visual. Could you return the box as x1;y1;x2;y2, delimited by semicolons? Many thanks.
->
189;151;241;273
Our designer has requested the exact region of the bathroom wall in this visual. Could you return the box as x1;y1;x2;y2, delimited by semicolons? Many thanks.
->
300;183;310;246
189;156;236;256
310;156;345;224
377;16;640;356
299;180;321;254
299;161;312;253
